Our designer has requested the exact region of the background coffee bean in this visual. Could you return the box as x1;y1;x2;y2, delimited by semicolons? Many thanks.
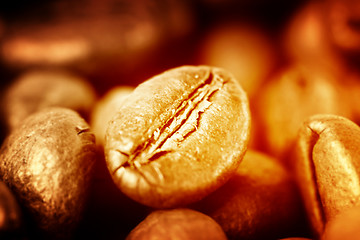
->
195;21;279;100
90;86;134;146
1;69;97;133
126;208;227;240
251;64;355;162
191;150;310;240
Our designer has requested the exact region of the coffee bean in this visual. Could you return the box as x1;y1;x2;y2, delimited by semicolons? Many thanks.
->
126;208;227;240
90;86;134;146
293;114;360;238
0;107;97;238
1;69;97;133
252;65;352;161
191;150;309;240
105;65;251;208
196;21;277;100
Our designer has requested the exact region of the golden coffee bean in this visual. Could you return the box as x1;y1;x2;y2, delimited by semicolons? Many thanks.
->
1;69;97;133
323;0;360;54
0;107;97;238
196;21;278;99
126;208;227;240
282;0;344;76
192;150;308;240
252;64;353;160
105;65;251;208
293;114;360;238
90;86;134;146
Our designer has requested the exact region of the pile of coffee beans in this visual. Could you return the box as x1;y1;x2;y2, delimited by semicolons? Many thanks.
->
0;0;360;239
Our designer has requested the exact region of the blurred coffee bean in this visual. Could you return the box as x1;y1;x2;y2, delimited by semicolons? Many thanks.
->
323;0;360;54
90;86;134;146
282;1;343;76
283;0;360;78
126;208;227;240
191;150;309;240
1;69;97;134
196;21;279;100
252;64;354;160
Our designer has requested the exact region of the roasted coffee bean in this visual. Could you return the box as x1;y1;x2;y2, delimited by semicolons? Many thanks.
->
292;114;360;238
323;0;360;54
1;69;97;133
0;107;97;239
282;0;343;77
252;65;353;161
282;0;360;81
105;65;251;208
126;208;227;240
196;21;278;100
191;150;309;240
90;86;134;146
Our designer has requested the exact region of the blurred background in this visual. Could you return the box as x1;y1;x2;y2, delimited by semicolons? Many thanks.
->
0;0;307;94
